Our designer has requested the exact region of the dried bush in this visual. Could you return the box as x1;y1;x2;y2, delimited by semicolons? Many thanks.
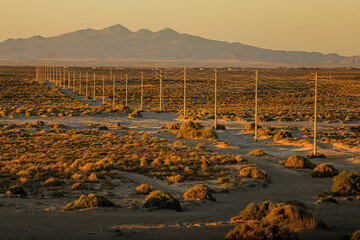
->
244;123;261;131
311;163;339;178
248;149;266;157
285;155;316;169
239;166;268;180
273;131;293;142
44;178;62;187
136;184;153;195
143;190;181;211
331;171;360;196
231;201;273;221
72;182;85;190
63;194;114;211
183;184;215;202
6;185;27;196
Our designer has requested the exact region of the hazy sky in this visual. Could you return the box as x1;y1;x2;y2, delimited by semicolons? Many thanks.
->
1;0;359;56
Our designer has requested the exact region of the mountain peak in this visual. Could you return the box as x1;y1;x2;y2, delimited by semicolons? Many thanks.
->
158;27;178;34
101;24;132;33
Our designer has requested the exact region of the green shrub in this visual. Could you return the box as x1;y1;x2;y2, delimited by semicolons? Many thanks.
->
248;149;265;157
239;166;268;180
143;190;181;211
285;155;316;169
231;201;273;221
63;194;114;211
331;171;360;196
6;185;27;196
311;163;339;178
183;184;215;202
273;131;293;142
225;222;296;240
44;178;62;187
136;184;153;195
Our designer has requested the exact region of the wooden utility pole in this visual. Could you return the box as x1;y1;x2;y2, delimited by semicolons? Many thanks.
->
59;68;62;87
73;71;76;92
102;75;105;105
255;69;259;142
141;72;144;111
93;73;96;101
112;75;116;107
159;70;163;112
79;72;82;95
85;73;89;98
214;68;217;128
35;67;38;81
314;73;318;155
125;74;128;106
68;70;70;88
184;66;187;118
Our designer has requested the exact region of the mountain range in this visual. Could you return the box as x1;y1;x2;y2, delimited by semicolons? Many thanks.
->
0;24;359;67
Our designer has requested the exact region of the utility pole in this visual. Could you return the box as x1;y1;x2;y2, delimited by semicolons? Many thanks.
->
159;70;163;112
35;67;38;81
112;75;116;107
314;73;318;156
255;69;259;142
93;73;96;101
59;68;62;87
73;71;76;92
141;72;144;111
86;73;88;98
68;70;70;88
125;74;128;107
79;72;82;95
102;75;105;105
184;66;187;118
214;68;217;128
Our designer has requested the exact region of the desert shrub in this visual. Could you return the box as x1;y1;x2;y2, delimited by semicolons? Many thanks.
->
44;178;62;187
244;123;261;131
350;230;360;240
53;124;66;129
307;152;326;159
195;143;205;150
235;155;248;163
218;177;230;184
167;175;183;184
129;110;142;118
258;114;272;122
248;149;265;157
183;184;215;202
136;184;153;195
239;166;268;180
176;128;217;140
263;204;318;231
231;201;273;221
225;222;296;240
180;121;203;130
98;126;108;130
311;163;339;178
301;128;313;137
221;155;237;165
273;131;293;142
72;182;85;190
316;195;338;205
63;194;114;211
331;171;360;196
211;124;226;130
284;200;307;210
34;120;45;126
258;126;277;136
6;185;27;196
143;190;181;211
285;155;316;169
167;122;180;130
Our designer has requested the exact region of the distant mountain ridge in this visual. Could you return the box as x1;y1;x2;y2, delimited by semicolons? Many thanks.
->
0;24;358;66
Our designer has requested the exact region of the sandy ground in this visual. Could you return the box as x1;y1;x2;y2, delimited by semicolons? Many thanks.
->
0;84;360;240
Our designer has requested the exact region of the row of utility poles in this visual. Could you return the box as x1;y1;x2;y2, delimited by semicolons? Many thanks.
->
37;65;319;155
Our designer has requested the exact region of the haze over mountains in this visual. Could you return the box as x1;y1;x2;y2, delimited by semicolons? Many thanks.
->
0;24;359;67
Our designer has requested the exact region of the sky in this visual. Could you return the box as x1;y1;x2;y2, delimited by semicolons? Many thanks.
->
1;0;359;56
